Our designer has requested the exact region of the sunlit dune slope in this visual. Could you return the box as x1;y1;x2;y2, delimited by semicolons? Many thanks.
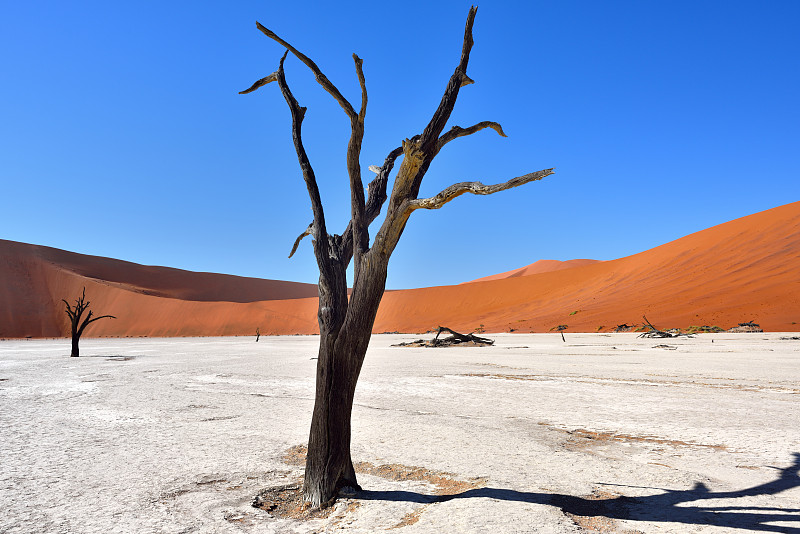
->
1;201;798;338
372;201;800;333
464;259;601;283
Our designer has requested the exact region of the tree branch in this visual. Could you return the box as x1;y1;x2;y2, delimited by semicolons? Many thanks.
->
347;54;368;275
405;168;555;212
291;145;405;266
339;145;404;266
354;54;367;122
85;314;116;325
436;121;506;155
377;6;478;207
255;21;357;119
238;72;278;94
250;26;370;272
289;223;314;258
77;311;115;337
62;299;77;321
418;6;478;156
275;51;332;267
365;146;404;223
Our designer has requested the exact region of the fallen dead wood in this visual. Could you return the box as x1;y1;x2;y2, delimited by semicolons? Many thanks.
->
392;326;494;347
638;316;693;338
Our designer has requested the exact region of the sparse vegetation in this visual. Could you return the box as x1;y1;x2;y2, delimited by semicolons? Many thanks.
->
685;325;725;334
727;321;763;333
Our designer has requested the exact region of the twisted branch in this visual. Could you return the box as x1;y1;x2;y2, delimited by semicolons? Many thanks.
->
418;6;478;155
288;223;314;258
275;51;332;266
406;168;555;212
255;22;357;119
347;54;368;272
436;121;506;154
239;72;278;94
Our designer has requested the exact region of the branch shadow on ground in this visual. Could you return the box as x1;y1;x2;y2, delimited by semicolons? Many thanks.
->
356;453;800;532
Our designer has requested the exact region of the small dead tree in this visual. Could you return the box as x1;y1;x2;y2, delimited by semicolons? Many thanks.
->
63;287;115;357
242;6;554;506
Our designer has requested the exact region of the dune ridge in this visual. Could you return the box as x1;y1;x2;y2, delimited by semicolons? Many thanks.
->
464;259;602;283
373;201;800;333
1;201;798;338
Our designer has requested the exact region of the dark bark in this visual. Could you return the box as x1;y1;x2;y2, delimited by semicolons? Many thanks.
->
242;6;554;507
63;287;115;357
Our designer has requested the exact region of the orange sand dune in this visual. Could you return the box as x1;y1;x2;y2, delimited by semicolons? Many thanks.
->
464;259;601;283
373;201;800;333
0;240;318;338
2;201;798;338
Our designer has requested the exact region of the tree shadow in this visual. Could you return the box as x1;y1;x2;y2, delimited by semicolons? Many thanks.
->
356;453;800;532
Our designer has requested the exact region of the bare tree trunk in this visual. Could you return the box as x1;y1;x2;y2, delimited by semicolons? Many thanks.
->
303;338;363;505
71;335;79;358
303;259;387;505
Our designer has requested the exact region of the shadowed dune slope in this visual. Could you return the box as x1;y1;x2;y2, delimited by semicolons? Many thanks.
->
1;201;798;338
0;240;319;338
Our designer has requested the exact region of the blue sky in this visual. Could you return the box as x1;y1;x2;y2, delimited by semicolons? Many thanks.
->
2;1;798;289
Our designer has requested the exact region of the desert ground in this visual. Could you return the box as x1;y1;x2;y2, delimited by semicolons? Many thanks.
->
1;333;798;533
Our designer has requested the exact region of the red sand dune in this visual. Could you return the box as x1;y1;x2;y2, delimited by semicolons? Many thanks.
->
464;259;602;283
0;240;319;338
373;201;800;333
2;201;799;338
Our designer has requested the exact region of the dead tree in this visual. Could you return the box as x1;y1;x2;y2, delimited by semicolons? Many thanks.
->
241;6;554;506
63;287;115;357
432;326;494;346
637;315;690;338
393;326;494;347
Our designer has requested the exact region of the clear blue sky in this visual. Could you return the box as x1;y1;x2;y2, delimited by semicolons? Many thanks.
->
2;1;798;289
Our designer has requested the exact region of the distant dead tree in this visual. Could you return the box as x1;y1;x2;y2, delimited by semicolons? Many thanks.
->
63;287;115;357
241;6;554;506
255;327;260;342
